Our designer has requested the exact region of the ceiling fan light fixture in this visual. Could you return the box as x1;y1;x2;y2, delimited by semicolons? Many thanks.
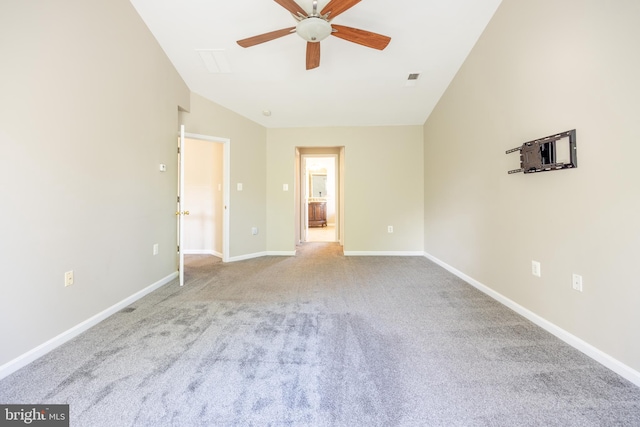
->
296;17;332;42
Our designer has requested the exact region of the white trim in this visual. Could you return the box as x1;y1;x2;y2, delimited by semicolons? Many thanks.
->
344;251;424;256
184;132;227;144
0;272;178;381
424;252;640;388
226;251;296;262
227;251;268;262
266;251;296;256
299;152;341;246
179;125;185;286
183;249;222;258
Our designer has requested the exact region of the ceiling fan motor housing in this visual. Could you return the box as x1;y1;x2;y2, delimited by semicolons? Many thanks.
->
296;17;332;42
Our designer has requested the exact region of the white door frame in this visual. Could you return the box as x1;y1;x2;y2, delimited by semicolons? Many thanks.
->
178;129;230;284
294;148;302;245
299;153;339;243
184;132;230;263
339;147;345;246
178;126;185;286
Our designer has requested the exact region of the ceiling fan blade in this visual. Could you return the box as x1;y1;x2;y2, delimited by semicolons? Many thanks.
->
330;25;391;50
237;27;296;48
273;0;307;17
321;0;361;19
306;42;320;70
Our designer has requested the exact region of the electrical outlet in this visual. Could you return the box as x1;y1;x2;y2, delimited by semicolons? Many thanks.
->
237;183;243;191
387;226;393;233
251;227;258;235
531;261;541;277
572;274;583;292
153;243;159;255
64;271;74;287
283;184;289;191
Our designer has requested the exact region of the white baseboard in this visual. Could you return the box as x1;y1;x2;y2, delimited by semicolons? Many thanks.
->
0;271;178;381
344;251;424;256
184;249;222;258
226;251;295;262
267;251;296;256
424;252;640;388
227;251;268;262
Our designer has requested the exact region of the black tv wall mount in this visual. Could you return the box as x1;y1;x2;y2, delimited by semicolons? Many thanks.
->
506;129;577;174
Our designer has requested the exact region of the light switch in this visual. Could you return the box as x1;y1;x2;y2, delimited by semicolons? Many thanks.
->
237;183;243;191
159;164;167;172
283;184;289;191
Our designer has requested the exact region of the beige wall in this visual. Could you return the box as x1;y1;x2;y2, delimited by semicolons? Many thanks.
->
267;126;424;253
0;0;190;366
180;94;267;258
423;0;640;372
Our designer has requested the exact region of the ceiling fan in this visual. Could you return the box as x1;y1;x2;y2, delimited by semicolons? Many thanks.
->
237;0;391;70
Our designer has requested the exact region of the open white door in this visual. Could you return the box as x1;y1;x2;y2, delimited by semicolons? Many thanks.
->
178;125;186;286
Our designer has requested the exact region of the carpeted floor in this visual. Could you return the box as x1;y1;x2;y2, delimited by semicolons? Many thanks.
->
1;243;639;426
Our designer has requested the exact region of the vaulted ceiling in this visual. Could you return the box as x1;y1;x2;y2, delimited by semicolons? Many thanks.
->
129;0;502;128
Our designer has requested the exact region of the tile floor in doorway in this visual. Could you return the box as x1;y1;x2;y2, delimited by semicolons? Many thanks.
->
307;225;336;242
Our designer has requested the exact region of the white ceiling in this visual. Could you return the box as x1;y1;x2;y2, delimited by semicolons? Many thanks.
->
129;0;502;128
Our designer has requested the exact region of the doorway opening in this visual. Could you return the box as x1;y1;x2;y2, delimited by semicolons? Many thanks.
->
177;129;230;286
296;147;344;246
183;137;225;256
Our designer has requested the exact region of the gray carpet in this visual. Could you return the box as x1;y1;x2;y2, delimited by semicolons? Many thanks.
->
1;243;639;426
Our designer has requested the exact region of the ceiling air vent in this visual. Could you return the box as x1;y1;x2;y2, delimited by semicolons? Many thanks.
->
405;72;421;87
